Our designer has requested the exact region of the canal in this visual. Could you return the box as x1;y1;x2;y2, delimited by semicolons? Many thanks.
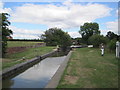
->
2;55;66;88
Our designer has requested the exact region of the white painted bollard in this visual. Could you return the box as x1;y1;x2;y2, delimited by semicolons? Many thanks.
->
116;41;120;58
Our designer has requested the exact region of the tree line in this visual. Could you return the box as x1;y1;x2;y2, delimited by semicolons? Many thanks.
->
9;39;43;42
79;22;120;52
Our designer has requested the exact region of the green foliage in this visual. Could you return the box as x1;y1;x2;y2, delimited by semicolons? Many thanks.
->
79;22;100;44
1;13;13;57
106;31;118;40
107;39;117;52
88;34;108;47
106;31;120;52
41;27;72;51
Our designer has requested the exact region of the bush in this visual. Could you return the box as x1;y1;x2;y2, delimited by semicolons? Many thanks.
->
107;39;116;52
41;27;72;51
88;34;108;47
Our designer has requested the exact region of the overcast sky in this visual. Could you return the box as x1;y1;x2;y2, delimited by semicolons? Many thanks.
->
1;0;118;39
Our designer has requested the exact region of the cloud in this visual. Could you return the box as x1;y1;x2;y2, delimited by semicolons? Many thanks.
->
68;31;81;38
101;20;118;36
106;20;118;34
9;26;81;39
10;1;112;29
0;1;12;13
9;26;44;39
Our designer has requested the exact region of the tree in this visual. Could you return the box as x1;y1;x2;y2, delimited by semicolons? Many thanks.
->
79;22;100;44
88;34;108;47
106;31;118;40
107;39;117;52
41;27;72;51
118;35;120;41
1;13;13;57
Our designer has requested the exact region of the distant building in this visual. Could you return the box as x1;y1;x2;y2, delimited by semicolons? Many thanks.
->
6;36;13;39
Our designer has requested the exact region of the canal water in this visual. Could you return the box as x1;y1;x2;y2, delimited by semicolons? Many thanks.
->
2;56;66;88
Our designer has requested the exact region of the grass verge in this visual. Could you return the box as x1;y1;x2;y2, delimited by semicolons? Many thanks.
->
57;48;118;88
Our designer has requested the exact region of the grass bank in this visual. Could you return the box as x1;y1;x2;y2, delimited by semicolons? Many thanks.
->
7;41;44;47
2;46;55;69
57;48;118;88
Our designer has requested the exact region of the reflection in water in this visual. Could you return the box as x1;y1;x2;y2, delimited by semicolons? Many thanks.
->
3;56;66;88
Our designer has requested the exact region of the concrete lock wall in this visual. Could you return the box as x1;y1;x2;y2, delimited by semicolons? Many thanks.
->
116;41;120;58
1;50;57;80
